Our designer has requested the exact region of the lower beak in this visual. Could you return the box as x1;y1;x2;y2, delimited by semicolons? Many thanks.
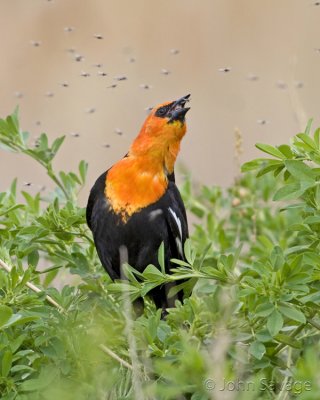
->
169;107;190;122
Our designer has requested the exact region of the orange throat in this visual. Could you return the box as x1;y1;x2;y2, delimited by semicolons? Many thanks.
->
105;156;169;221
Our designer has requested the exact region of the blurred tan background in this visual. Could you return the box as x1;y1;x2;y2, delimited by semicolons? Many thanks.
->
1;0;320;205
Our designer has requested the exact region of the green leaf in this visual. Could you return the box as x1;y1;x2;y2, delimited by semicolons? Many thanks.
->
108;282;140;297
256;143;286;159
167;279;194;298
6;115;20;139
38;133;49;149
241;159;261;172
201;266;227;281
2;350;13;377
314;127;320;148
1;314;39;329
143;264;165;282
255;302;275;317
270;246;284;270
284;160;315;182
120;263;142;284
241;158;277;172
0;204;24;217
293;141;314;153
249;341;266;360
170;258;191;267
297;133;317;150
274;333;302;349
20;366;58;391
278;305;306;323
267;309;283;336
296;133;316;150
158;242;166;275
10;333;27;353
273;165;285;177
273;183;307;201
184;239;195;265
309;151;320;165
255;330;272;342
0;305;13;328
304;118;313;135
78;160;88;184
11;365;35;374
69;172;81;185
28;250;39;267
51;136;65;156
299;291;320;304
21;130;30;144
278;144;293;159
140;281;159;296
256;163;283;178
304;215;320;224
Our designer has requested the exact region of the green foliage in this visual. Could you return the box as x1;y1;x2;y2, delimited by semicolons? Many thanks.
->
1;110;320;399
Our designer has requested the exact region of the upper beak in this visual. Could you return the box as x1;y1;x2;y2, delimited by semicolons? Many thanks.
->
169;94;191;122
172;94;191;108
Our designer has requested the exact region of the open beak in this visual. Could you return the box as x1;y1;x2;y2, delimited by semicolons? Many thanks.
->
168;94;191;123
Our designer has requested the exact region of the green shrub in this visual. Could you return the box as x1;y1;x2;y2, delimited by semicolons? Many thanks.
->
1;109;320;399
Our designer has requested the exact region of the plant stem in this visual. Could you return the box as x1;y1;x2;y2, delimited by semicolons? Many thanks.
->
99;344;133;370
275;347;292;400
307;317;320;331
271;324;306;356
0;258;66;313
47;165;69;200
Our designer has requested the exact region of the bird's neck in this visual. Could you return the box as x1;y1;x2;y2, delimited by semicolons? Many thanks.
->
105;131;183;221
129;134;182;175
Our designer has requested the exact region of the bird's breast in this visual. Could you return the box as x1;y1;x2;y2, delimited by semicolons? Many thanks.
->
105;160;168;222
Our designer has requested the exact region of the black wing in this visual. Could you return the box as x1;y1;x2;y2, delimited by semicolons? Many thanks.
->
86;171;121;280
86;171;107;230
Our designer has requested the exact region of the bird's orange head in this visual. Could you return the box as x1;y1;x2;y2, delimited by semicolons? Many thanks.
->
106;94;190;221
129;94;190;167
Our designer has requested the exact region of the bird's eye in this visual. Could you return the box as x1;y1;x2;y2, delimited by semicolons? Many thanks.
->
156;107;168;117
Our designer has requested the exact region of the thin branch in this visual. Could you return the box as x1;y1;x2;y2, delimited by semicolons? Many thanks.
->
271;324;306;356
46;166;70;200
307;317;320;331
120;246;144;398
275;347;292;400
0;258;66;313
99;344;133;370
56;230;94;245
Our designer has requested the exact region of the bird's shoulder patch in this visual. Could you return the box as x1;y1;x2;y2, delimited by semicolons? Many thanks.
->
105;157;168;222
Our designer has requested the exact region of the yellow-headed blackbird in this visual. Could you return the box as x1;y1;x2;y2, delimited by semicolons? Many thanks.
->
86;95;190;310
